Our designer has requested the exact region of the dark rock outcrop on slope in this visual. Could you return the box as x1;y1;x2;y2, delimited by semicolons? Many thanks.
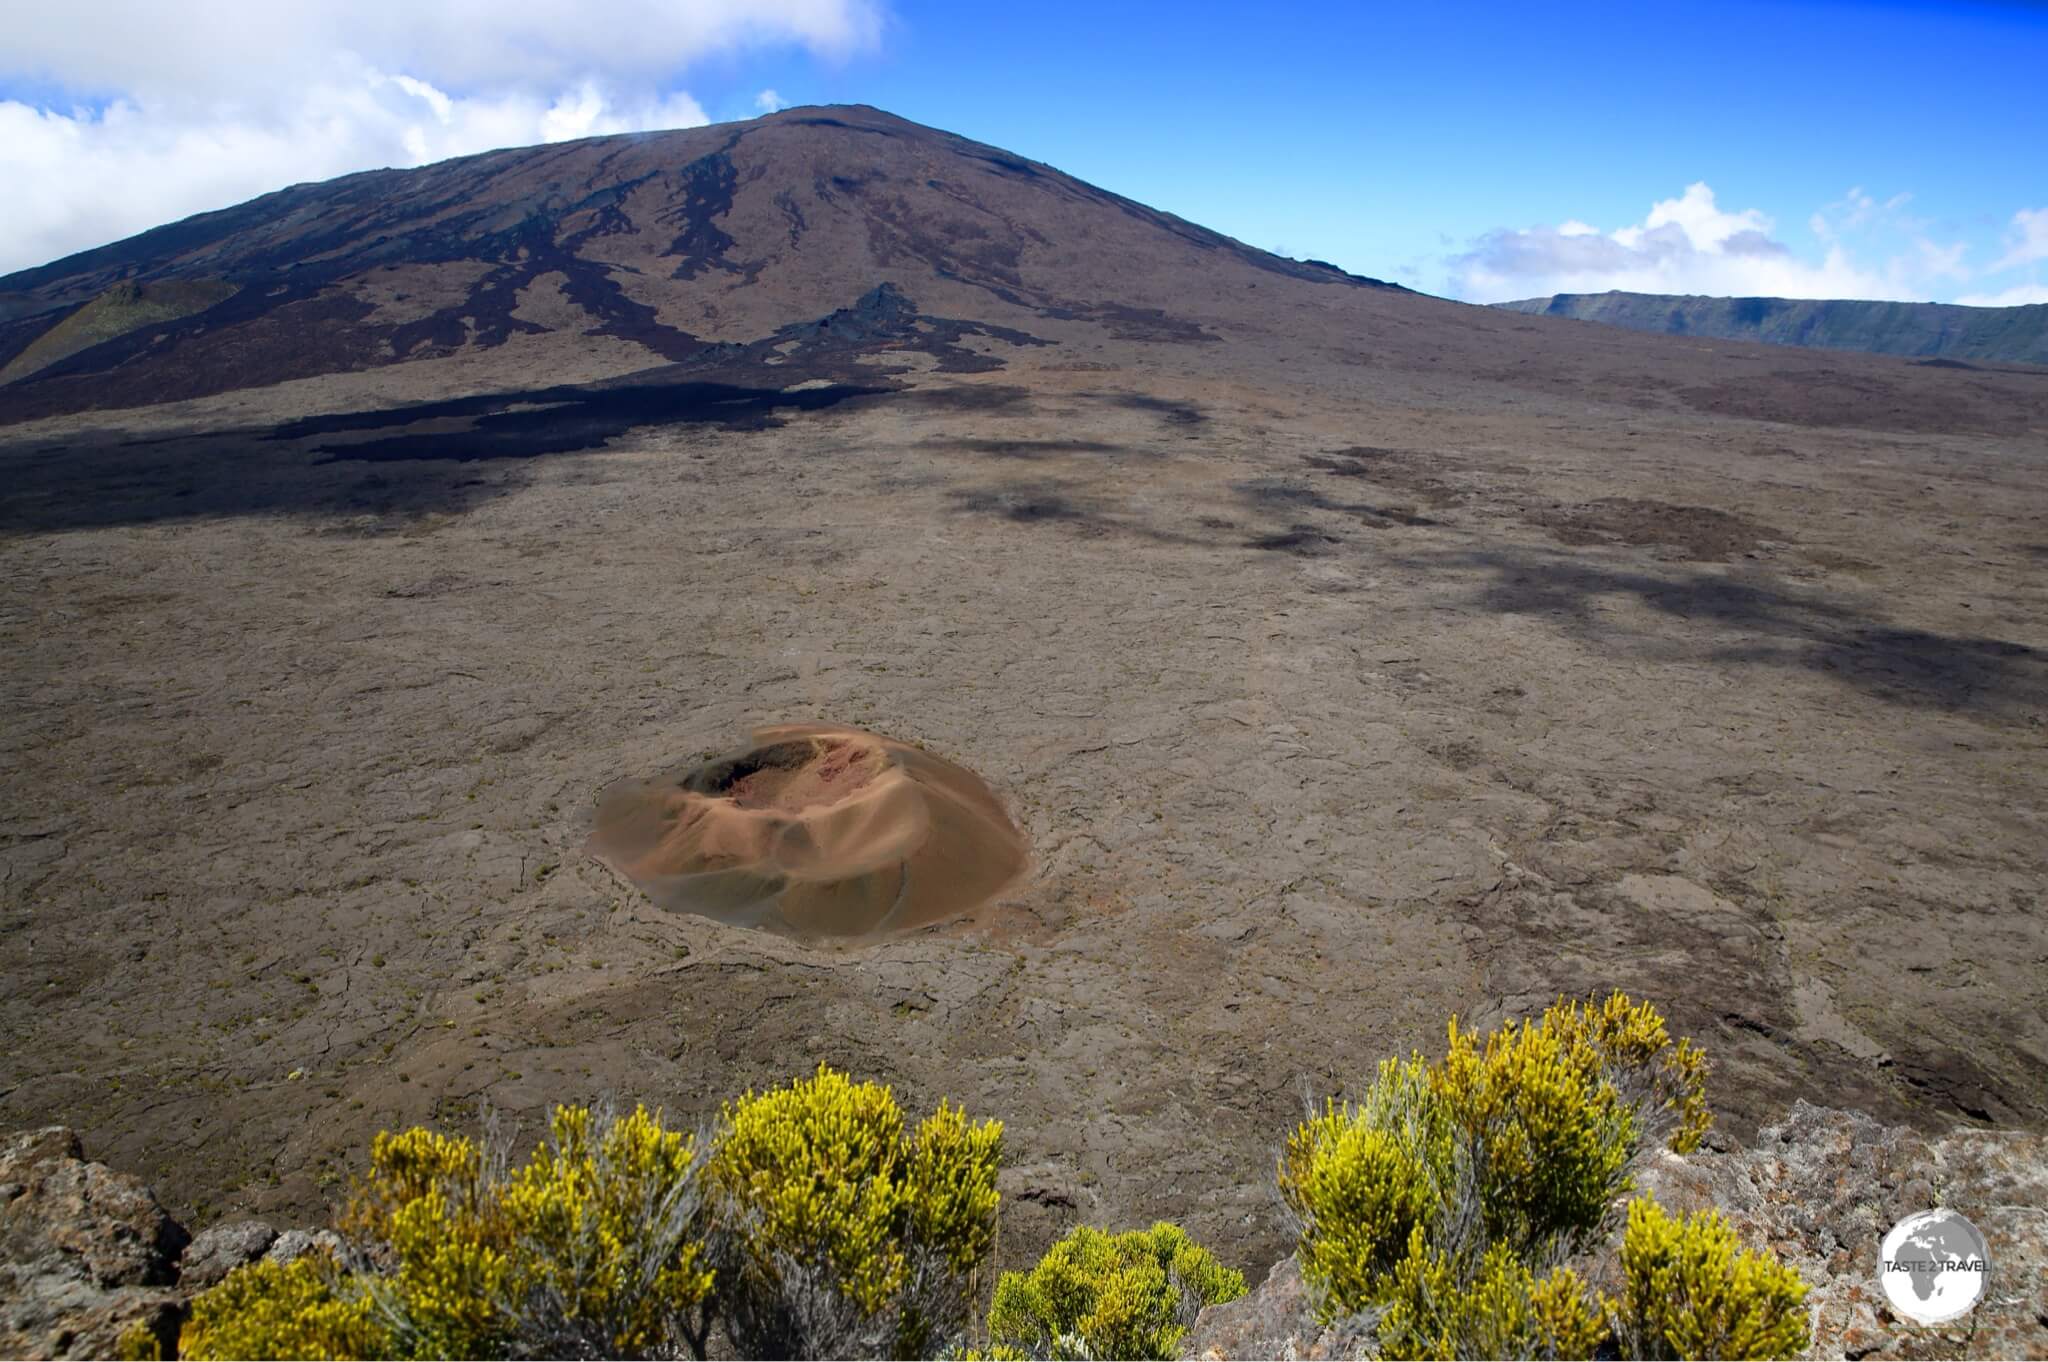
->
1493;291;2048;367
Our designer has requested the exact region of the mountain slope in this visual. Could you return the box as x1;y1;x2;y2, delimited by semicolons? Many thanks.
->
0;104;1393;418
4;105;2045;446
1492;290;2048;366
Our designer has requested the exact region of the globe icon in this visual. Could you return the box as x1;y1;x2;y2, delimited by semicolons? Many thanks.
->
1879;1209;1989;1325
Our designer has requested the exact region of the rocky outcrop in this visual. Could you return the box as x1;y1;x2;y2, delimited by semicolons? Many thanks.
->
1178;1252;1369;1360
1183;1103;2048;1360
0;1128;347;1360
261;1227;349;1270
1636;1101;2047;1361
0;1128;191;1360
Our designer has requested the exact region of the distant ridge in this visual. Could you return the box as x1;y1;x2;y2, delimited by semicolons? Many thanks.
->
1492;290;2048;367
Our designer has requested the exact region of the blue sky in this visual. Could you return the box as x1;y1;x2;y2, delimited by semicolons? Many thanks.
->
4;1;2044;303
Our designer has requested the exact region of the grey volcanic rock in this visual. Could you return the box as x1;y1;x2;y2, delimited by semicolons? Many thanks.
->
1493;290;2048;366
176;1218;278;1290
0;1128;190;1359
264;1227;351;1268
1183;1103;2047;1360
1179;1253;1372;1361
1636;1101;2048;1360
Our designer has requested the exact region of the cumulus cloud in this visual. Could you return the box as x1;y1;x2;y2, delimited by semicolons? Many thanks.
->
1993;206;2048;270
1447;182;1930;303
755;88;791;113
0;0;881;276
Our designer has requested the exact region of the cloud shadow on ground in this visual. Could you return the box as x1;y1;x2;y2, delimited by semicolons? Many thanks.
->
1395;544;2046;718
0;376;887;535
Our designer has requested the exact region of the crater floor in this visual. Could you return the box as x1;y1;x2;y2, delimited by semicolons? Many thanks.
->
3;341;2045;1278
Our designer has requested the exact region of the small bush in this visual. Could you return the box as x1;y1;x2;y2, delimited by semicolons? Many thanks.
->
704;1064;1003;1359
984;1222;1247;1360
113;1321;165;1362
1278;1056;1452;1318
1277;992;1779;1360
1282;991;1713;1328
1372;1228;1606;1362
1434;989;1710;1260
1611;1197;1810;1361
495;1103;713;1357
179;1252;389;1361
181;1104;711;1361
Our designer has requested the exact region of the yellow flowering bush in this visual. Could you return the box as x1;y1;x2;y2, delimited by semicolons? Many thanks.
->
179;1103;711;1360
1276;992;1792;1359
164;1012;1795;1362
178;1252;388;1361
704;1064;1003;1358
1372;1229;1605;1361
1611;1197;1810;1360
1279;1056;1453;1316
497;1103;715;1356
984;1221;1246;1361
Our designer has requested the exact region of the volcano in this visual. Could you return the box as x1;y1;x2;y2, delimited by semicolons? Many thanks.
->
0;105;1398;420
3;106;2046;1303
7;104;2041;440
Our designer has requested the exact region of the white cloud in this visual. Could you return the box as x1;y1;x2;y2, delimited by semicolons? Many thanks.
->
1809;186;1914;244
0;0;880;276
1447;181;1965;303
1615;181;1772;253
755;88;790;113
1955;281;2048;307
1993;206;2048;270
2;2;880;107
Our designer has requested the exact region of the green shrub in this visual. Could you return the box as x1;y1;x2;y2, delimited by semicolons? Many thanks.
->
984;1222;1247;1360
1281;991;1713;1328
174;1073;996;1361
495;1103;714;1356
181;1104;711;1361
1611;1197;1810;1361
1277;992;1780;1360
1433;990;1710;1260
1278;1056;1452;1318
180;1252;389;1361
704;1064;1003;1359
112;1320;165;1362
1373;1229;1606;1362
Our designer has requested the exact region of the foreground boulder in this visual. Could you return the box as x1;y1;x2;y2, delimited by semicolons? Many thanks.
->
1177;1252;1366;1360
1182;1102;2048;1360
174;1220;278;1292
0;1128;190;1359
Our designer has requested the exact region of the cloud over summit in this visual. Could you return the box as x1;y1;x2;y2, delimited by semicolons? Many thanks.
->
0;0;882;276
